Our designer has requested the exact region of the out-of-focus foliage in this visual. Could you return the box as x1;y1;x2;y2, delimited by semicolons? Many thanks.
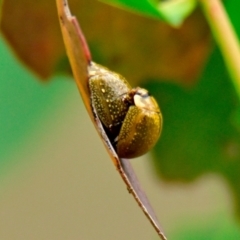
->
0;0;211;85
1;37;240;240
1;0;240;224
0;38;73;169
148;47;240;214
101;0;197;26
225;1;240;39
171;216;240;240
0;1;66;78
147;0;240;216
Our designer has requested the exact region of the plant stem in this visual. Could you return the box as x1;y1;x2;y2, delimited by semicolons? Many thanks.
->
199;0;240;97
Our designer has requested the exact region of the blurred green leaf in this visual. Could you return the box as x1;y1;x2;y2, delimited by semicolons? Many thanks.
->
100;0;165;20
149;47;238;179
171;214;240;240
0;0;211;84
100;0;197;26
158;0;197;26
147;47;240;214
0;38;73;168
225;0;240;40
143;0;240;216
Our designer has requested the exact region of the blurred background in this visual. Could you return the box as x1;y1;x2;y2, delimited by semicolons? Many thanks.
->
1;0;240;239
1;35;240;240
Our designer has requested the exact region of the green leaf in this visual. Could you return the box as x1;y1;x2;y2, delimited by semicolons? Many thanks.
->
0;38;73;167
100;0;164;20
158;0;197;26
0;0;210;83
171;215;240;240
224;0;240;40
141;0;240;217
100;0;197;26
146;47;240;214
149;47;238;178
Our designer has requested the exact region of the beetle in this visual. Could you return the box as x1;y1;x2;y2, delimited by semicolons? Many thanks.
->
88;62;162;159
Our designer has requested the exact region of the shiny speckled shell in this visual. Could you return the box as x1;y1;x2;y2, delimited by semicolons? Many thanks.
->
88;62;162;159
89;63;131;135
117;105;162;158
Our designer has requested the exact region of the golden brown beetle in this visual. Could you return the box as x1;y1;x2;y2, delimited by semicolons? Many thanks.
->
88;62;162;159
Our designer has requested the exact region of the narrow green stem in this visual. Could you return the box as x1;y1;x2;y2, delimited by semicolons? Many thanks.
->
199;0;240;97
